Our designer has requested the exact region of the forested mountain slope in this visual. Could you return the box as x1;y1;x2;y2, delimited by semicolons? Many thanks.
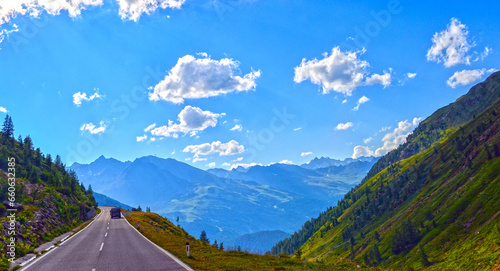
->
272;72;500;259
286;96;500;269
0;119;97;269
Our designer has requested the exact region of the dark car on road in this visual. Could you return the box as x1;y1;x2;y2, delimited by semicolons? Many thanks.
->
110;207;121;219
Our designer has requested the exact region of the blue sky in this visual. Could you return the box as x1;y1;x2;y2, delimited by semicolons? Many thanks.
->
0;0;498;169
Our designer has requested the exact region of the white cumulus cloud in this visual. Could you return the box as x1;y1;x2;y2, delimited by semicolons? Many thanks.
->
426;18;473;67
352;118;422;159
335;122;353;131
206;162;216;168
352;146;374;159
80;121;106;135
0;106;7;113
446;69;487;88
73;91;103;106
365;71;392;87
294;47;391;95
353;95;370;111
183;140;244;160
148;106;223;138
301;152;313;157
149;54;261;104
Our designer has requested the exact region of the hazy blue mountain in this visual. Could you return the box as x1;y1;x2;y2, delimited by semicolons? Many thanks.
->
69;155;374;247
93;192;133;210
300;156;377;170
225;230;292;254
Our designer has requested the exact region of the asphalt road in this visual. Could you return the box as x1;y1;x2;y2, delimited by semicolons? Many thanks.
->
20;207;193;271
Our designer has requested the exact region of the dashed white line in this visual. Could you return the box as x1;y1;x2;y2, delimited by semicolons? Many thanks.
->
105;232;108;237
99;243;104;251
107;227;109;230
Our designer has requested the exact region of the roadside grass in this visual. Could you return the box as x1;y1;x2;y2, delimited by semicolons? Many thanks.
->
125;211;374;271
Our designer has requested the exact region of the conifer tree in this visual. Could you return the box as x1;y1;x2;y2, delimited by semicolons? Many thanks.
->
2;114;14;139
200;230;209;244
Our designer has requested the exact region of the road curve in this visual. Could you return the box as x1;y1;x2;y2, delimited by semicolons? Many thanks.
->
20;207;193;271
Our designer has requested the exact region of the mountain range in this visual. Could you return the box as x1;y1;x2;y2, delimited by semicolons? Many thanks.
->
69;155;377;252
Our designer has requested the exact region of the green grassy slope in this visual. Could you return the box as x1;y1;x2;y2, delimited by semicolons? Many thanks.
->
299;99;500;270
0;134;97;269
363;71;500;184
272;71;500;257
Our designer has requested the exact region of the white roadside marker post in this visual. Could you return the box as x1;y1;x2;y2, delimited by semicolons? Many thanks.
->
186;242;190;257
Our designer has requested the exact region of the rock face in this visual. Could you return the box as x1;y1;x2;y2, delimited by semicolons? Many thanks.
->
86;206;97;220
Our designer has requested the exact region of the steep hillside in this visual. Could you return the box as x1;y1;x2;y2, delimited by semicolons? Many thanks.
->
294;98;500;269
363;71;500;183
272;72;500;258
0;129;97;269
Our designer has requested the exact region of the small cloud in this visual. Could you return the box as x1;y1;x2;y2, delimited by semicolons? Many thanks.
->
363;137;373;144
171;150;175;155
277;160;293;165
335;122;353;131
426;18;474;67
342;99;348;104
293;127;302;131
145;123;157;132
380;126;391;132
365;71;392;88
148;106;223;138
137;135;148;142
184;140;245;161
301;152;313;157
230;124;243;131
0;106;7;113
353;95;370;111
80;121;107;135
193;157;207;163
230;162;262;170
150;137;156;142
73;91;103;106
447;69;487;88
232;157;244;162
222;162;231;167
407;73;417;79
352;146;374;159
206;162;216;168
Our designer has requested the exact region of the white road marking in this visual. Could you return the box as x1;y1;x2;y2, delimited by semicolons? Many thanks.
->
92;269;96;271
107;227;109;230
19;210;104;271
105;232;108;237
100;243;104;251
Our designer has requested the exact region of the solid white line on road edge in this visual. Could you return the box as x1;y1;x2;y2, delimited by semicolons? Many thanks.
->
100;243;104;251
19;255;36;267
19;210;104;271
123;215;195;271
